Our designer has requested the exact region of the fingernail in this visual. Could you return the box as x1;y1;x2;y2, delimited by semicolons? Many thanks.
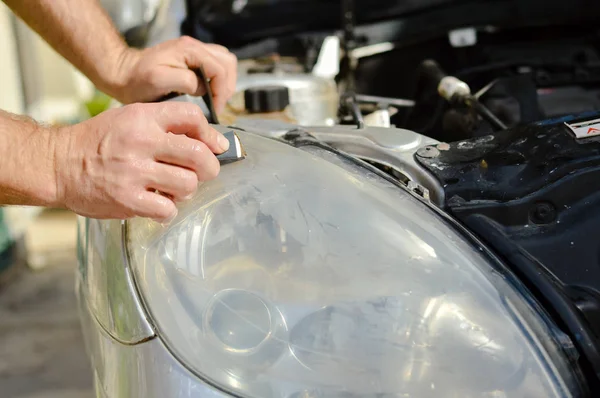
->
218;133;230;152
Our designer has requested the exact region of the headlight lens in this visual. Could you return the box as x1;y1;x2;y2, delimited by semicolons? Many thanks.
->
128;131;582;397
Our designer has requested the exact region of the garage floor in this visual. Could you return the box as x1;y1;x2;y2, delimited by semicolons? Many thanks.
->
0;210;94;398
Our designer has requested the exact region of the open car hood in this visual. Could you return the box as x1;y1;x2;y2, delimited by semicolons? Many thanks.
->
182;0;600;52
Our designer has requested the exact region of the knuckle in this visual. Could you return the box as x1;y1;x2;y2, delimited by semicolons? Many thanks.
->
186;141;207;169
126;103;147;120
226;51;238;64
210;43;228;53
190;141;206;155
146;68;163;87
201;124;217;141
153;205;174;222
143;192;174;219
182;101;202;116
190;144;208;174
183;71;198;91
133;158;152;176
215;63;226;77
201;156;220;181
126;129;151;147
193;114;209;134
180;171;198;195
179;35;197;47
117;190;142;215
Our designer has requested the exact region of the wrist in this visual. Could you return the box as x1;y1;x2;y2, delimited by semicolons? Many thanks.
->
0;113;64;207
50;125;74;210
25;122;65;208
98;47;142;104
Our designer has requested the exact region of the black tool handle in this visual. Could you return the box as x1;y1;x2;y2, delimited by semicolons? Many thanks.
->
155;66;220;125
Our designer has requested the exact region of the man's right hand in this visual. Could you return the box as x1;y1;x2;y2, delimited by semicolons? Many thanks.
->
54;102;230;222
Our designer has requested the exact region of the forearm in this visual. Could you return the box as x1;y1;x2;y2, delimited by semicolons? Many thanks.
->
3;0;132;97
0;111;61;207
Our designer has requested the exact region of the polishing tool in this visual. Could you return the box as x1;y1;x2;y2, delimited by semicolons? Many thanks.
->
216;130;246;164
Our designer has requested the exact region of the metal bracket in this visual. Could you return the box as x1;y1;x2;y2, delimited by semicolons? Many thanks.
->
407;180;431;201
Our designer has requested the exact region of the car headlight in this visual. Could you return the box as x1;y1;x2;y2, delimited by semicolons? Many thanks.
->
127;130;583;397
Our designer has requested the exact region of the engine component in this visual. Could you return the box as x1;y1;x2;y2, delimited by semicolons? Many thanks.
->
418;60;508;131
415;111;600;386
233;73;339;126
244;85;290;114
339;92;365;129
338;0;358;93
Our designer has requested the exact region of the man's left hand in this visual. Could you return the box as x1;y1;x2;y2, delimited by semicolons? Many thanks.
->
111;36;237;113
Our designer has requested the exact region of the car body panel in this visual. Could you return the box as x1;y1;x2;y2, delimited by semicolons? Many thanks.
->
77;281;229;398
77;217;154;344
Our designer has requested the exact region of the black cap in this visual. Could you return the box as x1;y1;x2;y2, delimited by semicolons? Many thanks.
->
244;85;290;113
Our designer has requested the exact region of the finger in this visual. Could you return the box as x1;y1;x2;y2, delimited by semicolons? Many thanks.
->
151;102;230;154
148;67;201;98
132;190;178;223
205;44;237;89
209;49;237;99
154;133;221;181
204;43;230;54
146;162;199;201
179;38;229;113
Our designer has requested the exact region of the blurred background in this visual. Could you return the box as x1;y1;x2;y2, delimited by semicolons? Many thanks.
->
0;1;164;396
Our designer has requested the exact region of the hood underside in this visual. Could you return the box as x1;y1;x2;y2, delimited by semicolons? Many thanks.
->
182;0;600;52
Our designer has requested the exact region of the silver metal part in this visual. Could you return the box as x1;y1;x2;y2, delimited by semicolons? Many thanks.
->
233;118;300;138
351;42;396;59
78;282;229;398
438;76;471;101
475;79;498;99
363;108;392;128
234;120;444;205
77;217;154;345
355;94;415;108
307;125;444;205
312;35;341;79
417;146;441;159
407;180;431;201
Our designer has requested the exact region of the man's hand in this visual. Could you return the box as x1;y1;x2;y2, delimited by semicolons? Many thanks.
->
4;1;238;112
53;102;229;222
112;37;238;111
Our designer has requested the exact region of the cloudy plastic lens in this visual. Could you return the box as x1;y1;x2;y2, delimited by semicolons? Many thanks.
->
128;131;582;397
205;289;272;353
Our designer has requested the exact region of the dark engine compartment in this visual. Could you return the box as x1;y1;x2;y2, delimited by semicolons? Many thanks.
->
361;24;600;142
415;113;600;389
